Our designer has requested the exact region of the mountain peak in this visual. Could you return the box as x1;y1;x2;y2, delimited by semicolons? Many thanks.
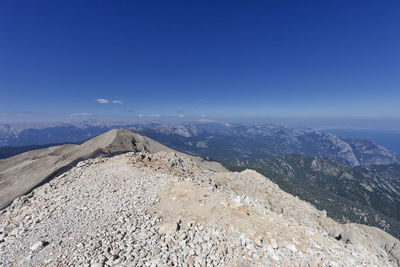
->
0;129;225;209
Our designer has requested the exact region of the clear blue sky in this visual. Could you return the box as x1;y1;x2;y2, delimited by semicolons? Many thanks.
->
0;1;399;123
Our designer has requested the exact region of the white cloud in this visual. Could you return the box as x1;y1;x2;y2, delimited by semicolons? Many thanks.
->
95;98;124;104
138;114;144;117
201;114;206;118
96;98;109;104
66;113;92;117
178;114;184;117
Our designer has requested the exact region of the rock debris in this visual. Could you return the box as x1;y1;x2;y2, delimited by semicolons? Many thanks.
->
0;151;399;266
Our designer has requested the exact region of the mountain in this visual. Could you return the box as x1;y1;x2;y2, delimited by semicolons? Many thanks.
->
321;128;400;156
0;124;15;140
0;144;62;159
132;122;399;166
1;121;398;166
0;129;225;209
0;123;114;147
0;143;399;265
227;154;400;238
346;138;399;165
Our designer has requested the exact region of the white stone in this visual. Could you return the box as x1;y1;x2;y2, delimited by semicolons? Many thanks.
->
287;244;297;253
30;241;44;251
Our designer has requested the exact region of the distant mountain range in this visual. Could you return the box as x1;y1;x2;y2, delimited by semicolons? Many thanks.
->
1;121;399;166
134;123;399;166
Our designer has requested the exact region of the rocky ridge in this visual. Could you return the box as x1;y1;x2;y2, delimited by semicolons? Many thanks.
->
0;151;399;266
0;129;226;210
346;138;399;165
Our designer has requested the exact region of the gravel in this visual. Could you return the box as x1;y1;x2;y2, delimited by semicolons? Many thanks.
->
0;151;399;266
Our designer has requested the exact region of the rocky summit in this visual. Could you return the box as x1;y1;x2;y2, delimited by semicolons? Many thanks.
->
0;129;225;210
0;134;399;266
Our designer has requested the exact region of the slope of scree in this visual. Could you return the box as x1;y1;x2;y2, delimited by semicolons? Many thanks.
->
0;151;399;266
0;129;226;210
229;154;400;239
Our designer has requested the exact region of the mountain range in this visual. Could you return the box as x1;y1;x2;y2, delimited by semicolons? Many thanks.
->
1;121;398;166
133;123;399;166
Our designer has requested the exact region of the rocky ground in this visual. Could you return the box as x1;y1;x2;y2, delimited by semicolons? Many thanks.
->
0;151;399;266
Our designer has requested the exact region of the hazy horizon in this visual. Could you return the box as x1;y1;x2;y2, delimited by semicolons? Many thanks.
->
2;115;400;131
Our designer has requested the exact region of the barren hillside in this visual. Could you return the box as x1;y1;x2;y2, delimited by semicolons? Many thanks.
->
0;149;399;266
0;129;226;209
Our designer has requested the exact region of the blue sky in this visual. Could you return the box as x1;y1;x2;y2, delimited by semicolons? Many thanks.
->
0;1;399;124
